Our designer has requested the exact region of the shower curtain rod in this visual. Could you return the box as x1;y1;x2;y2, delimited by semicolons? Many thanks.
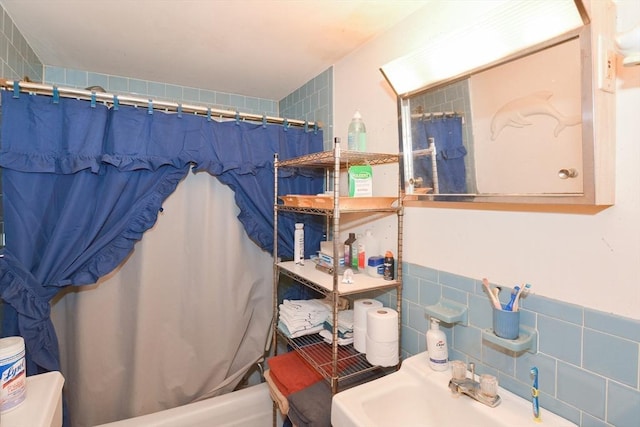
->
410;111;462;119
0;79;320;129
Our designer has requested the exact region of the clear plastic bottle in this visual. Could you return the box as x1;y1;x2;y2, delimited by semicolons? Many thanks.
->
347;111;367;151
357;239;365;271
358;229;379;270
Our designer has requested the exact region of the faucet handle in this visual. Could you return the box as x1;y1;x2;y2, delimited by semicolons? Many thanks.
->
451;360;467;380
480;374;498;399
469;362;475;379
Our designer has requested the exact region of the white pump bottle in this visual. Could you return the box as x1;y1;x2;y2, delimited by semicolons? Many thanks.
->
426;317;449;371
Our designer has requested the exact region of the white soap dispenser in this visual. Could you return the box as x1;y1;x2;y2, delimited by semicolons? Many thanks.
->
426;317;449;371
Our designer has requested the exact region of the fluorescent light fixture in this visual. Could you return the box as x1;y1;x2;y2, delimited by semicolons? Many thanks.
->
381;0;588;96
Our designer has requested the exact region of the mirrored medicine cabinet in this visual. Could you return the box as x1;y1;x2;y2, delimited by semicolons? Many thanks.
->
383;1;615;210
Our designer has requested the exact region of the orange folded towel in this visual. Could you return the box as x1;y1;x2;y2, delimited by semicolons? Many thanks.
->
267;351;323;396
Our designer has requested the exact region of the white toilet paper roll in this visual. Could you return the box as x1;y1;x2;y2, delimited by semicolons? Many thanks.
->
365;335;399;367
353;325;367;353
353;299;383;330
366;307;399;343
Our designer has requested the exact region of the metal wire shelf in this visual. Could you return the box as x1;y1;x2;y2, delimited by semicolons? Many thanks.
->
272;137;403;399
278;150;399;168
277;330;393;386
275;204;399;216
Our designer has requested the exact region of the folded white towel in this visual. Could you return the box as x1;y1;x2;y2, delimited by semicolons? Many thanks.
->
319;329;354;346
278;321;325;338
324;309;354;331
279;306;328;325
279;305;328;322
283;299;330;314
278;299;332;338
279;313;327;334
322;321;353;339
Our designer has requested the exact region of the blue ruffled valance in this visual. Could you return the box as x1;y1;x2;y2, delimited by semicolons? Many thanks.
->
0;92;322;177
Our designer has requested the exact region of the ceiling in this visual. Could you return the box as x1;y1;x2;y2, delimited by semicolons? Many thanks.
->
0;0;430;100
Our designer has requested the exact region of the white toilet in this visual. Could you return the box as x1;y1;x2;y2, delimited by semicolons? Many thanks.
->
2;371;64;427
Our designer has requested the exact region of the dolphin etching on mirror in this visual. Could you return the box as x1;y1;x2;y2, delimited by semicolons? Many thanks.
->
490;90;581;140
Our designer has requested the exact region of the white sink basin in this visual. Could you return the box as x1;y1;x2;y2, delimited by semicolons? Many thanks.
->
331;352;576;427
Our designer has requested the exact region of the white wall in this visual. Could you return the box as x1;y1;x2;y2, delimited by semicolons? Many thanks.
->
334;0;640;320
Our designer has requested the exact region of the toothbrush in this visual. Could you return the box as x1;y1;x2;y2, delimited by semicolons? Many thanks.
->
530;367;541;422
504;285;520;311
482;278;502;309
512;283;531;312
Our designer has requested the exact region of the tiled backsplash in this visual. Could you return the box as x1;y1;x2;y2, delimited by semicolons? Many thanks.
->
401;262;640;427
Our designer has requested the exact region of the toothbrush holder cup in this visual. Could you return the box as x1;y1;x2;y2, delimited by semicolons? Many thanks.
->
493;306;520;339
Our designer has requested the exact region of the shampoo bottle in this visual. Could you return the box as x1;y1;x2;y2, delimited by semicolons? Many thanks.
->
294;223;304;265
426;318;449;371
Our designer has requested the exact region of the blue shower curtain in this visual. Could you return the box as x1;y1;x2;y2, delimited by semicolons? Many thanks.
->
0;91;323;376
414;116;467;194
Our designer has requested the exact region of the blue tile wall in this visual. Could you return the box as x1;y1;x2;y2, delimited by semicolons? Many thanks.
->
0;8;43;82
607;382;640;427
43;65;279;117
279;67;333;149
401;262;640;427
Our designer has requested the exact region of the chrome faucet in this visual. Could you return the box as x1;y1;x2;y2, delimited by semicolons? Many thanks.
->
448;362;501;408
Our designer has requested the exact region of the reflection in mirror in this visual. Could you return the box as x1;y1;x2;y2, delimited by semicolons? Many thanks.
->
399;29;595;204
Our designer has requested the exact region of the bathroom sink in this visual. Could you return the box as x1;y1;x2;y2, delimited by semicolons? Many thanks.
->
331;352;576;427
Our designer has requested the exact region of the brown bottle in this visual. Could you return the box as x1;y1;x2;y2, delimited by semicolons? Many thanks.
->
344;233;356;268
